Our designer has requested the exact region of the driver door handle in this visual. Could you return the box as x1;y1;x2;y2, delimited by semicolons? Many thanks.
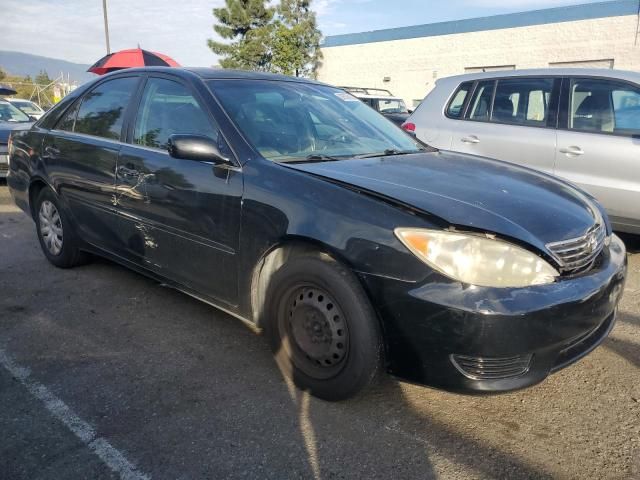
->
559;146;584;156
461;135;480;144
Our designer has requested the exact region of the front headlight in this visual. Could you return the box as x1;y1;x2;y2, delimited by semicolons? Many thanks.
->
395;228;559;288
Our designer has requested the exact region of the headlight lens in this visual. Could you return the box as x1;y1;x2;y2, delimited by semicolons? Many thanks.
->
395;228;559;288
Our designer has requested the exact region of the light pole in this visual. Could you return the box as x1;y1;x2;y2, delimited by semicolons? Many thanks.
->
102;0;111;54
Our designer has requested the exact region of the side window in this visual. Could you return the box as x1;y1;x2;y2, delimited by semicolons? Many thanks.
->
446;82;473;118
55;100;81;132
133;77;218;151
465;81;494;122
74;77;138;140
491;78;554;126
570;78;640;135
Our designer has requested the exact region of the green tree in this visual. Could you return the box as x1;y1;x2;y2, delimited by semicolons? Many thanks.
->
271;0;322;77
0;68;6;82
34;70;52;86
207;0;275;70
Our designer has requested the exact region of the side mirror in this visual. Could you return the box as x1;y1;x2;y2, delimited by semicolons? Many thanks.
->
167;134;230;164
28;115;38;122
407;109;413;114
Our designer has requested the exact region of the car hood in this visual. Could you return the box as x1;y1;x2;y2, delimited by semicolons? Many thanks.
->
283;150;601;251
0;121;33;144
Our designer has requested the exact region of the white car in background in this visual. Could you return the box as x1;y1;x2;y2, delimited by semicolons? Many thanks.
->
7;98;45;120
340;86;411;126
404;68;640;234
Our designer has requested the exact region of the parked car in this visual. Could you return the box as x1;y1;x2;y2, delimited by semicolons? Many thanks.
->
403;68;640;235
0;99;35;178
7;98;46;120
340;86;411;126
8;68;626;401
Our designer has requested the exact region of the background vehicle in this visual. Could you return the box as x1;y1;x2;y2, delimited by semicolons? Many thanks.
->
7;98;45;120
340;86;411;126
7;68;626;401
404;68;640;235
0;99;34;178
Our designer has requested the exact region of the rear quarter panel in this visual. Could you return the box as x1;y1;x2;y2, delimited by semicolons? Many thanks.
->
7;128;46;216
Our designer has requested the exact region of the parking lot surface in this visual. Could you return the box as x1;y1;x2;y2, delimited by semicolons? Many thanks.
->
1;182;639;480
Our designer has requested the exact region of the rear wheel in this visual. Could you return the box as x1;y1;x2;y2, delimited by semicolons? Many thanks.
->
35;188;87;268
265;251;382;401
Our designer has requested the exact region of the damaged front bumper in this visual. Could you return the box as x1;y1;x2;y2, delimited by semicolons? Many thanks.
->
360;234;627;393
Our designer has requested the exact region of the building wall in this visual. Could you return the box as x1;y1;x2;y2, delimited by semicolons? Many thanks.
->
317;15;640;106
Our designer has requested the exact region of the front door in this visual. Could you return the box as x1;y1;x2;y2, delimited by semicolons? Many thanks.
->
115;75;242;305
555;77;640;232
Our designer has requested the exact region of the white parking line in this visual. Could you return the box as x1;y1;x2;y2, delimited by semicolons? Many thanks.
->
0;348;150;480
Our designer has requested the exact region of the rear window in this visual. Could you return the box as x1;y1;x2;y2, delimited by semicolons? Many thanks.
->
465;81;495;122
446;82;473;118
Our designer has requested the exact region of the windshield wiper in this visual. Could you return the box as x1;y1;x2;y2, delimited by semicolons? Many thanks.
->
356;149;422;159
283;154;343;164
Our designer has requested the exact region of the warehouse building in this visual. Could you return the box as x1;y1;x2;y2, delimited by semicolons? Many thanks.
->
317;0;640;107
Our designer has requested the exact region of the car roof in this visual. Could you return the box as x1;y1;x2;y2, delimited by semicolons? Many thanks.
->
351;93;404;101
102;66;329;86
438;68;640;85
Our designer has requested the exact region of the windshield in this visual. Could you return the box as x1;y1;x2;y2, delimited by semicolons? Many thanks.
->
378;98;408;114
0;101;31;122
209;79;422;162
12;100;41;115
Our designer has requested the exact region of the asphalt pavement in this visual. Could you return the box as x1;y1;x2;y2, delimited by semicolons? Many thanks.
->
1;182;639;480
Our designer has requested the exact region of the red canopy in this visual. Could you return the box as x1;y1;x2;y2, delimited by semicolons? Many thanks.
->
88;48;179;75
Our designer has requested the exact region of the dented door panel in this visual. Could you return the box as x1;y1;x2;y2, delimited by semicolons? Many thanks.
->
115;144;242;305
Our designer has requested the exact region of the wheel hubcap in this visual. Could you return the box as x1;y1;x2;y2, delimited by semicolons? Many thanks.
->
285;286;349;375
39;200;63;256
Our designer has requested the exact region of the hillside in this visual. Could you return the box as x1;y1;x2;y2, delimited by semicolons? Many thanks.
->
0;50;94;83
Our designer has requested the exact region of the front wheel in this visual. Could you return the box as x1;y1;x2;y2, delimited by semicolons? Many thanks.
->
265;251;382;401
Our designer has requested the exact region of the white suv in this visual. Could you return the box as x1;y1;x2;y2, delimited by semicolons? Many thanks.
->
404;68;640;235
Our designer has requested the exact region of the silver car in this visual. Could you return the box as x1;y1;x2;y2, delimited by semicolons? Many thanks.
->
7;98;46;120
405;68;640;234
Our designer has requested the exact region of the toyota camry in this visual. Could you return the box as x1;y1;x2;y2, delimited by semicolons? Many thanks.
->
7;68;627;401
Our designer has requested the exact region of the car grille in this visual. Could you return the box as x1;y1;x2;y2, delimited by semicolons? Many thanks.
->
450;354;533;380
546;222;607;274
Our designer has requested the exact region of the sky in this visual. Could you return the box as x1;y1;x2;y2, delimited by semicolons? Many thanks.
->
2;0;610;67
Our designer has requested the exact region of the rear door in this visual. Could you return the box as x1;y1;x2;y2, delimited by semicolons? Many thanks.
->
115;74;242;304
44;75;140;253
447;77;560;174
555;77;640;232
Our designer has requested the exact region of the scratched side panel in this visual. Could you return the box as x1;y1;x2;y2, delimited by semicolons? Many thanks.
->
114;144;243;306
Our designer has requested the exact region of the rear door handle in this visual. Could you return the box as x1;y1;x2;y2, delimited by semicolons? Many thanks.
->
559;146;584;156
461;135;480;144
117;165;140;178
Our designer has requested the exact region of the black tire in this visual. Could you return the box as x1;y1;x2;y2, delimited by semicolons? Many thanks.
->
34;187;88;268
265;250;382;401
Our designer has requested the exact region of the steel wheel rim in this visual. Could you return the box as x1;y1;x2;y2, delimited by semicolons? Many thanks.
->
279;284;350;380
39;200;63;256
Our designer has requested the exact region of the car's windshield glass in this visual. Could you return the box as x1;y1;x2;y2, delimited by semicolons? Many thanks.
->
12;101;41;115
0;100;31;122
209;79;422;162
377;98;407;114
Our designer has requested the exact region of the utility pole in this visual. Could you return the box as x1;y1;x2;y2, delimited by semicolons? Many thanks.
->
102;0;111;54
